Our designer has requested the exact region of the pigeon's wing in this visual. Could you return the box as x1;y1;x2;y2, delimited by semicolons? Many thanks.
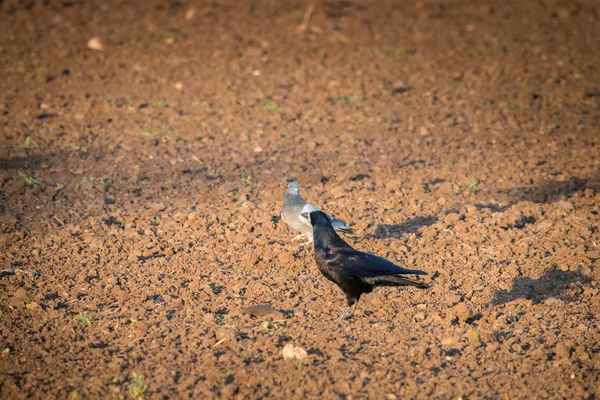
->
331;247;428;277
330;216;355;233
297;202;320;229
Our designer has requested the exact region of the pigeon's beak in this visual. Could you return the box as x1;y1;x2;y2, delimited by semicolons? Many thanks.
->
300;212;310;222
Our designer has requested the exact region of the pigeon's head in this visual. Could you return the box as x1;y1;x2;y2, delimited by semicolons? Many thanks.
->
286;181;301;195
301;210;329;226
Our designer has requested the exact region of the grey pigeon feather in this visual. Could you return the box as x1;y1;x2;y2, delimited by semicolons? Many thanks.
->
281;181;354;244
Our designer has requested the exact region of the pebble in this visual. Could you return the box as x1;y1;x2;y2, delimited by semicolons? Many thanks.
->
282;344;307;360
233;234;250;244
447;293;462;305
221;384;238;399
444;213;461;224
543;297;563;306
25;302;41;311
465;329;481;346
555;200;574;212
413;312;426;321
203;313;215;324
277;251;293;264
554;343;570;359
185;8;196;20
87;37;104;51
330;349;345;363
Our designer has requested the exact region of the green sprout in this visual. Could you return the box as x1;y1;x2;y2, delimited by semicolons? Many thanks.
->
474;48;492;57
23;177;42;186
337;95;363;104
74;312;91;325
129;372;148;399
205;106;224;115
263;101;281;112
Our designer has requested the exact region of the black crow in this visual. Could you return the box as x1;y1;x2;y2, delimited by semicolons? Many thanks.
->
304;210;429;320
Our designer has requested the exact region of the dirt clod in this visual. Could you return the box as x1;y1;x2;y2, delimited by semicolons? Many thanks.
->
450;302;472;322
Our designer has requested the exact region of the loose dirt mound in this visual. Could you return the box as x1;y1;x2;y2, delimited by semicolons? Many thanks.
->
1;0;599;398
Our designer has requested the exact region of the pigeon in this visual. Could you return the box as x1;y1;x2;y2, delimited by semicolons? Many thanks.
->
305;210;429;320
281;181;354;244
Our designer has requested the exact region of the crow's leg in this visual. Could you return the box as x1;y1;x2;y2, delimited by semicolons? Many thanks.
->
336;299;358;321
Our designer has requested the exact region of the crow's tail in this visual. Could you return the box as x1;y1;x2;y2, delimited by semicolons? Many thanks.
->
365;275;430;288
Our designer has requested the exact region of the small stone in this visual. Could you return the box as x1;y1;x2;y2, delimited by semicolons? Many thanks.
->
441;337;457;346
465;329;481;345
216;327;237;342
447;293;462;305
277;251;293;264
282;344;307;360
385;395;397;400
555;200;574;212
25;302;41;311
413;312;426;321
241;201;255;209
10;288;27;308
203;313;215;324
554;343;570;359
233;234;249;244
543;297;563;306
221;384;238;399
453;303;472;322
444;213;461;224
330;349;345;363
13;288;28;302
87;37;104;51
185;8;196;20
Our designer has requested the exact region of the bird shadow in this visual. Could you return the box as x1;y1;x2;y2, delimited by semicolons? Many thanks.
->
491;266;591;305
478;176;599;213
367;215;438;239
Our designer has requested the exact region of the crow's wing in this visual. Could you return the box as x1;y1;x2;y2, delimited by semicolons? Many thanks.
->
329;247;428;277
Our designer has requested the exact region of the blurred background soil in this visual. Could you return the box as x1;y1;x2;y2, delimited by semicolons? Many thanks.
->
0;0;599;398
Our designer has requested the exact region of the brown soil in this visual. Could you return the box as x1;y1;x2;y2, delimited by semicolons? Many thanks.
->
1;0;599;398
